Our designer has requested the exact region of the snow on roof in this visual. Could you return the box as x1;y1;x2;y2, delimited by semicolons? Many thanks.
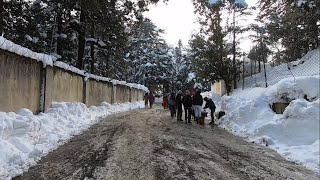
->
0;36;55;67
0;37;148;92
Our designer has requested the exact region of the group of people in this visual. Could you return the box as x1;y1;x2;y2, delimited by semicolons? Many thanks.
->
163;89;216;125
144;92;155;108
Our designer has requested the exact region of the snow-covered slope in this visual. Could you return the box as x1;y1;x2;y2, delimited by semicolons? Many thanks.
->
218;75;319;173
203;49;320;174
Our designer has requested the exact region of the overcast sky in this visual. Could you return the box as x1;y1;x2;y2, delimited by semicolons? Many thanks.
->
144;0;258;52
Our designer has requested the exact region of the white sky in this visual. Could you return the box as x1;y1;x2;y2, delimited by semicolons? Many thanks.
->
144;0;259;52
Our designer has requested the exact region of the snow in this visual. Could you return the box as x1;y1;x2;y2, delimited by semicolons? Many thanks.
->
208;0;221;5
59;33;67;39
0;37;55;67
86;73;111;82
187;72;195;83
0;37;148;92
213;75;320;174
297;0;307;7
242;49;320;88
24;35;32;41
0;101;144;180
97;40;106;47
235;0;248;8
204;49;320;174
54;61;86;76
208;0;247;7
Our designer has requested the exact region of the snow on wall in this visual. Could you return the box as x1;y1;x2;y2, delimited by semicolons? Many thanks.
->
0;37;148;92
0;37;55;67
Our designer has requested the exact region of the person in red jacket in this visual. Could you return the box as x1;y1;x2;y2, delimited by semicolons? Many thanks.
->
163;93;169;109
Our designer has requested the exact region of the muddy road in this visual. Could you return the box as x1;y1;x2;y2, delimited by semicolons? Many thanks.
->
15;106;318;180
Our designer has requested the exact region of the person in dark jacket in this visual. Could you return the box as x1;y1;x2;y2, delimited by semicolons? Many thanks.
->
182;90;192;124
204;97;216;124
176;90;183;121
144;93;149;108
192;89;203;124
148;92;155;108
168;92;176;118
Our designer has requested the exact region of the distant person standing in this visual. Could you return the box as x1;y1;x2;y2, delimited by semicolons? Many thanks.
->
163;93;169;109
168;92;176;118
149;92;155;108
144;93;149;108
182;90;192;124
204;97;216;125
192;89;203;124
176;91;183;121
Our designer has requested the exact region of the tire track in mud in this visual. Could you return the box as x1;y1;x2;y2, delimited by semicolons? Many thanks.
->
14;113;131;180
77;123;126;179
150;108;318;180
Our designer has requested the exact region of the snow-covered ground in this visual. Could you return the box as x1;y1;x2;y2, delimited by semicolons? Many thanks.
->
203;77;319;174
0;101;144;180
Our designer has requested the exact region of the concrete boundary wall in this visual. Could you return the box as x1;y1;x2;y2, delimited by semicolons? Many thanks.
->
0;49;146;113
0;49;42;113
85;79;113;107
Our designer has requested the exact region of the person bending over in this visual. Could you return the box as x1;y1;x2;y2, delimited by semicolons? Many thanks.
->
204;97;216;125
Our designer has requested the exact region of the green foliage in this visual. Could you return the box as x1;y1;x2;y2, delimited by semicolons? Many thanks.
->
126;18;174;87
258;0;320;62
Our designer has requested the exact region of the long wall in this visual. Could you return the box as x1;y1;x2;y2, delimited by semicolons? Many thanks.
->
0;50;42;113
0;49;146;113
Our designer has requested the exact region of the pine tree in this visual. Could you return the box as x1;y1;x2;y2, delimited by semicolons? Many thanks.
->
126;17;174;89
258;0;320;62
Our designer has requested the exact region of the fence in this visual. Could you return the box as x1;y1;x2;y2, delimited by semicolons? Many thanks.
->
239;49;320;89
0;40;147;114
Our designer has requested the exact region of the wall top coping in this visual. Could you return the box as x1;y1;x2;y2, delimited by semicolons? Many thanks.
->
0;37;149;92
0;37;56;67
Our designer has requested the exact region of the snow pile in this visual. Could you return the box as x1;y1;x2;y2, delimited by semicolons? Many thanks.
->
218;75;320;173
0;101;144;180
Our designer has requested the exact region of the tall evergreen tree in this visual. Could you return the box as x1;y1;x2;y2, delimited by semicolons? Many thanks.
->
258;0;320;62
126;17;174;88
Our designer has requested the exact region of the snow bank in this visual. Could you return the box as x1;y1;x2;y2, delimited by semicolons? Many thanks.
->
218;75;320;173
0;101;144;180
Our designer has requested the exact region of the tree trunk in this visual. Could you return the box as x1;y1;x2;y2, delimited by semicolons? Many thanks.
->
56;10;63;56
232;5;237;89
258;43;261;73
76;0;86;70
105;51;110;77
90;21;95;74
0;0;3;35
